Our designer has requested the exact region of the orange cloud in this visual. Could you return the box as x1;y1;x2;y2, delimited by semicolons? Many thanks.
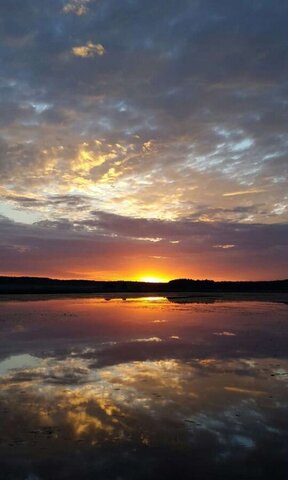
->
72;42;106;58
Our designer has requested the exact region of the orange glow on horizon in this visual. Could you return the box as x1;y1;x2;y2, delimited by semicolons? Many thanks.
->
134;274;171;283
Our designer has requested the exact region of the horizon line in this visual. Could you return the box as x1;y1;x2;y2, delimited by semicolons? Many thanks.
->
0;275;287;283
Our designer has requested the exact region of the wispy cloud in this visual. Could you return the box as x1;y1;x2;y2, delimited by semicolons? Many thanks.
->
223;190;267;197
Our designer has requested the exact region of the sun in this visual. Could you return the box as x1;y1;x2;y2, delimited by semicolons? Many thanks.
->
137;275;168;283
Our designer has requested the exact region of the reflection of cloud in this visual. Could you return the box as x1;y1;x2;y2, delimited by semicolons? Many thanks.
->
1;350;288;478
224;387;267;396
1;355;288;449
72;42;106;58
213;331;236;337
133;337;162;343
2;358;91;385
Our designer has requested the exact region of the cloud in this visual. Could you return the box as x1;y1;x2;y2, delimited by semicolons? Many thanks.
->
0;0;287;277
223;190;267;197
72;42;106;57
63;0;92;16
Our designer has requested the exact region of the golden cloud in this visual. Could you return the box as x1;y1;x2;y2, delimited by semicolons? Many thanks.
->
72;42;106;58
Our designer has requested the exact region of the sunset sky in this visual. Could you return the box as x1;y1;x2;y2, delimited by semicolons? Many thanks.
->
0;0;287;280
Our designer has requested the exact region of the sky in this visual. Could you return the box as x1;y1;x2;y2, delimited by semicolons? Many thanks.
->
0;0;287;281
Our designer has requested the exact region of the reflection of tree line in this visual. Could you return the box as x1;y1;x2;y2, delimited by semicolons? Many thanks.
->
166;296;217;304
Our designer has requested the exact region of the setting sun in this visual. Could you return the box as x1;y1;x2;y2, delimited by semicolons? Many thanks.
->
136;275;169;283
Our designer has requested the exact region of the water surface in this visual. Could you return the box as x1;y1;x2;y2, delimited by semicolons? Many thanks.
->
0;297;287;479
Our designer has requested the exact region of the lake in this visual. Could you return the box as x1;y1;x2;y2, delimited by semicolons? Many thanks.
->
0;296;288;479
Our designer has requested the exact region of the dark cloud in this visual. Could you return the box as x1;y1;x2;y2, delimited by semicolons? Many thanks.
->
0;214;287;279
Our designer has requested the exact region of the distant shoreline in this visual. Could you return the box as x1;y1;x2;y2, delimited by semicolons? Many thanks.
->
0;276;287;295
0;276;287;307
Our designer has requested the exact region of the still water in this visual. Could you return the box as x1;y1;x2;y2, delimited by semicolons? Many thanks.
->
0;296;288;479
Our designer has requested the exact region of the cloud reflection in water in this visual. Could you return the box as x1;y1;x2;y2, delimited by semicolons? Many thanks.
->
0;298;288;479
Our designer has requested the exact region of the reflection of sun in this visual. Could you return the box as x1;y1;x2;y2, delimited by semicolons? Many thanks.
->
139;296;164;302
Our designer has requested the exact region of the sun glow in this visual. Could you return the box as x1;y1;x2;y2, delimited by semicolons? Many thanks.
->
137;275;168;283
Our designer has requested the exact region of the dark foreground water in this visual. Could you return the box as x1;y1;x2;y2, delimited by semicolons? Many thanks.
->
0;296;288;480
